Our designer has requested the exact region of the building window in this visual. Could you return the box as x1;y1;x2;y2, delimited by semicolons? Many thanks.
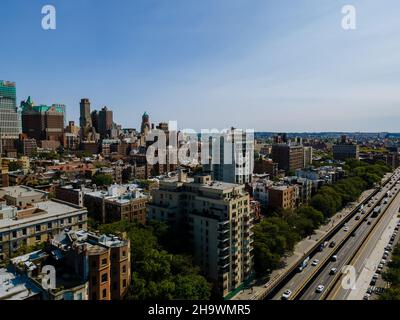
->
122;251;126;257
123;279;127;288
36;225;41;232
102;289;107;298
12;231;17;238
35;235;41;241
68;217;72;224
22;228;27;236
47;223;52;229
101;273;108;283
122;265;126;273
101;258;108;266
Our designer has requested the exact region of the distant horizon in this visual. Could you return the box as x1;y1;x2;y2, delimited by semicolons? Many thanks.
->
2;0;400;132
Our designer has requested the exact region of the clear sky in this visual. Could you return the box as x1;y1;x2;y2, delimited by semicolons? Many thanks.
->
1;0;400;132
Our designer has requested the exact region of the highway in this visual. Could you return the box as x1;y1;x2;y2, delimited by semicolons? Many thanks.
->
297;169;400;300
327;180;400;300
271;168;400;300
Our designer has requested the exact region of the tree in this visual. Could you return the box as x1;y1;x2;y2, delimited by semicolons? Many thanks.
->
8;161;23;171
92;173;113;186
97;220;212;300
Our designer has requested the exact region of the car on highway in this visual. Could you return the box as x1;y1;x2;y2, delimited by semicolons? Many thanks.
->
355;216;361;221
316;285;325;293
281;289;292;300
329;268;338;275
311;259;319;266
331;255;338;262
344;226;349;232
329;241;336;248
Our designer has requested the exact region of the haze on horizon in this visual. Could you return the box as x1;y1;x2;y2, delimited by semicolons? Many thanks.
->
1;0;400;132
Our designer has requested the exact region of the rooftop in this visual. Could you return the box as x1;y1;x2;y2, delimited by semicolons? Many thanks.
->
0;200;86;229
0;268;40;300
0;186;47;199
52;229;128;251
85;183;147;204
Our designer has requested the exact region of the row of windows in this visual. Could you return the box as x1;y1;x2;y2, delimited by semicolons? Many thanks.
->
91;279;127;300
1;217;84;241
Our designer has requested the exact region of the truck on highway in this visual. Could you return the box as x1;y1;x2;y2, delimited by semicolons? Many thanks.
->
372;206;381;218
298;256;310;272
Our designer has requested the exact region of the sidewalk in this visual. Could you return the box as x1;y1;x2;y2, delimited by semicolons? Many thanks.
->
232;185;382;300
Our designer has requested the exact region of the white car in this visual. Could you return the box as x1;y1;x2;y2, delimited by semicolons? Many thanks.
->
344;226;349;232
282;289;292;300
316;285;325;293
312;259;319;266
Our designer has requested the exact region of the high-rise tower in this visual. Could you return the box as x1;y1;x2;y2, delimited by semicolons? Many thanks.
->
0;80;22;155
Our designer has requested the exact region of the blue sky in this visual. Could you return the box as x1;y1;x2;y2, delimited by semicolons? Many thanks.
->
1;0;400;132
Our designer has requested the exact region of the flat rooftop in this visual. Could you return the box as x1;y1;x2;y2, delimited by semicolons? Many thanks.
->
0;268;41;300
0;200;86;229
0;186;46;198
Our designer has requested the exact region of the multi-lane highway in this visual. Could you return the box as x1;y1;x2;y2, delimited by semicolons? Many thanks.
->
271;168;400;300
327;180;400;300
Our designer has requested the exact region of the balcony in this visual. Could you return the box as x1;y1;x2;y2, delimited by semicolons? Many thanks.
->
218;224;229;233
218;220;230;226
218;241;230;249
218;259;230;269
244;231;254;238
218;251;230;260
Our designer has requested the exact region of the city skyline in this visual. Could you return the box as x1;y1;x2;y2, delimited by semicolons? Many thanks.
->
1;0;400;131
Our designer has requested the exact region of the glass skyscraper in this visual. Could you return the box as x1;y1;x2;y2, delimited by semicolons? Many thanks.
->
0;80;22;153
